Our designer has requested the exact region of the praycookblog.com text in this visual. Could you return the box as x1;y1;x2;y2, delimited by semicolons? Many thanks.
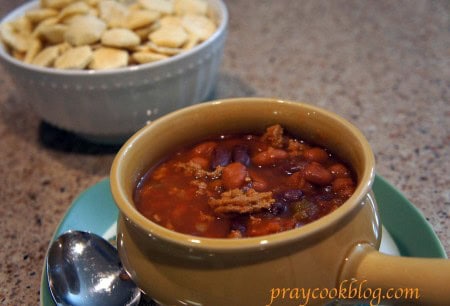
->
266;279;420;306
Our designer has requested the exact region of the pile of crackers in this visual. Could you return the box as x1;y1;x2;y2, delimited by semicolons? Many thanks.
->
0;0;217;70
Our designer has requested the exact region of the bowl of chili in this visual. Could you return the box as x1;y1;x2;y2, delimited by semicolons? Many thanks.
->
110;97;450;306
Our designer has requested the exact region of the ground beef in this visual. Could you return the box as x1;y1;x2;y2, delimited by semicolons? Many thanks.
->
208;188;275;214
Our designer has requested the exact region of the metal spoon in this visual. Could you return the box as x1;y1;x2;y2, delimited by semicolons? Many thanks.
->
47;230;141;306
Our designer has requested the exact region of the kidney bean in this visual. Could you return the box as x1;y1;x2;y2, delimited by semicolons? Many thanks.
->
328;163;351;178
332;177;353;190
232;145;250;166
249;170;269;191
286;172;315;195
248;218;284;236
193;141;217;156
304;162;333;185
252;147;288;166
332;177;355;197
264;221;282;234
287;171;302;187
280;157;307;175
280;189;303;202
211;146;231;169
303;147;329;163
230;216;248;233
222;162;247;190
314;192;334;202
270;201;289;215
301;182;315;195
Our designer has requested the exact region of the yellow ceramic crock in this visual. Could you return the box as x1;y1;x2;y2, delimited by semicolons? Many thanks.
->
110;98;450;306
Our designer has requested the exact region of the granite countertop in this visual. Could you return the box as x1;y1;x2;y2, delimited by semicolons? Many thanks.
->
0;0;448;304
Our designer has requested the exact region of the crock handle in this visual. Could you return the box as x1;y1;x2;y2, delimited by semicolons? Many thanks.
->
339;243;450;305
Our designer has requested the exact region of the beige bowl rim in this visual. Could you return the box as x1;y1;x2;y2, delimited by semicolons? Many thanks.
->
110;97;376;252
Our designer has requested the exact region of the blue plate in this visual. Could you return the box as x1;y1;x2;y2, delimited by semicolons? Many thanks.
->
40;175;447;305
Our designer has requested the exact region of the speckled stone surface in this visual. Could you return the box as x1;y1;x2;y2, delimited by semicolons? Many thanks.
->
0;0;448;305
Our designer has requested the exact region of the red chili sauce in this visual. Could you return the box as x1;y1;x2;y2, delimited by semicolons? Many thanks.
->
134;124;356;238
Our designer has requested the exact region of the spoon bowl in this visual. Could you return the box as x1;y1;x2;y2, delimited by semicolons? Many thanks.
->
47;230;141;306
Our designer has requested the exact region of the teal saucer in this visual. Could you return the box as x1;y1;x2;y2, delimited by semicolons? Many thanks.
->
40;175;447;305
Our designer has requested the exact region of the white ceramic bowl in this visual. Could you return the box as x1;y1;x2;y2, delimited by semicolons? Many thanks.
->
0;0;228;143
